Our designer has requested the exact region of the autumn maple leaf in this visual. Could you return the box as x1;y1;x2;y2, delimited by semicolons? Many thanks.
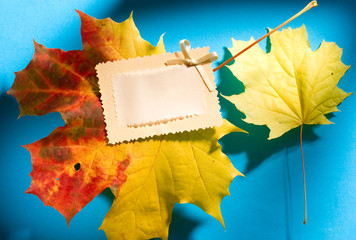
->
8;11;244;240
223;25;351;224
224;25;351;139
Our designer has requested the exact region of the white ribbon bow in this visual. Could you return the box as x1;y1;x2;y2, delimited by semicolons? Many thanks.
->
166;40;218;92
166;39;218;66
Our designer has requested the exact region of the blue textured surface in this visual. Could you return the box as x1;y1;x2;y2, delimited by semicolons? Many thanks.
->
1;0;356;239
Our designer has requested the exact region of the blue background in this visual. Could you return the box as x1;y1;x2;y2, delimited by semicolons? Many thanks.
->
1;0;355;239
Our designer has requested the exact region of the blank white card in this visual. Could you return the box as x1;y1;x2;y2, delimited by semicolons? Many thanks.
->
96;47;222;143
112;65;206;127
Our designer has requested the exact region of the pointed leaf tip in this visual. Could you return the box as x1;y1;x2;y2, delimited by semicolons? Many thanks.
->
75;9;86;18
33;39;39;48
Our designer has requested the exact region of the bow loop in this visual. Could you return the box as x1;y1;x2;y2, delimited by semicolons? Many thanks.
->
180;39;192;60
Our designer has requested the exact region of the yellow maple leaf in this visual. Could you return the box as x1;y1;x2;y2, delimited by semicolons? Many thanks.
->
102;120;244;240
224;25;351;139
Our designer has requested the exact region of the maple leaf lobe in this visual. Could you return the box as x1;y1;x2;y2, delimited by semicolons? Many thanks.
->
77;10;165;62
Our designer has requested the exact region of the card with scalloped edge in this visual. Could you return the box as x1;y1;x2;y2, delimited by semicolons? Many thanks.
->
96;42;222;143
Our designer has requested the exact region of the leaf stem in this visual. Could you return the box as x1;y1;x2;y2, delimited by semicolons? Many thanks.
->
213;1;318;72
300;123;307;225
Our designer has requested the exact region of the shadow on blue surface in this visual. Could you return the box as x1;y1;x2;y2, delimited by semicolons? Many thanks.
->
148;206;201;240
217;46;319;174
103;0;270;17
168;207;201;240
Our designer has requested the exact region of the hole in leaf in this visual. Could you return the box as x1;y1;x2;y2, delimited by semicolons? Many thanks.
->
74;163;81;171
56;178;59;181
